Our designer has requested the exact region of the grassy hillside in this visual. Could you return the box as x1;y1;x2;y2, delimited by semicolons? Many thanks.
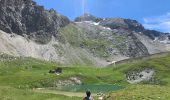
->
0;53;170;99
106;53;170;100
59;23;126;58
109;53;170;86
0;86;81;100
108;85;170;100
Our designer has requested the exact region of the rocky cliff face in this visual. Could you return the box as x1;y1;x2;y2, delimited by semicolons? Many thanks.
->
0;0;70;43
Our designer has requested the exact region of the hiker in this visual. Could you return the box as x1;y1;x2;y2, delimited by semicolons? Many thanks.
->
83;90;94;100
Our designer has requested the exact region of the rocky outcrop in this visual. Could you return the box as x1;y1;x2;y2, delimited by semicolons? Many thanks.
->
117;31;149;57
99;18;144;32
0;0;70;43
75;13;102;22
126;68;155;84
143;30;165;40
55;77;82;87
0;52;18;61
49;68;62;74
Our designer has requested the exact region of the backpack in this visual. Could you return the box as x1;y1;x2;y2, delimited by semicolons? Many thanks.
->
84;97;90;100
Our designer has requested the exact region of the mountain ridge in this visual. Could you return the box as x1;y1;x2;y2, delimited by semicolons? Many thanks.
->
74;13;170;40
0;0;170;66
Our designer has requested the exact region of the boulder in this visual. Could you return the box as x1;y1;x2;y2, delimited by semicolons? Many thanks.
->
49;67;62;74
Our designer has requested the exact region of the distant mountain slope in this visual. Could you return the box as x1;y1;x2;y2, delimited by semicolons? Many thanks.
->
60;22;149;58
75;13;170;41
0;1;170;66
74;14;170;53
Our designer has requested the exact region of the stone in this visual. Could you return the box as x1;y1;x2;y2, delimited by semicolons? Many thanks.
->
49;67;62;74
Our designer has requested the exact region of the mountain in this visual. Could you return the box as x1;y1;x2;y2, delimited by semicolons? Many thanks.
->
74;14;170;54
75;13;102;22
0;0;170;67
75;13;170;40
0;0;69;44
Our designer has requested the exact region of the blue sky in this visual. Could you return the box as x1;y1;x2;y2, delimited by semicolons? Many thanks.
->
34;0;170;32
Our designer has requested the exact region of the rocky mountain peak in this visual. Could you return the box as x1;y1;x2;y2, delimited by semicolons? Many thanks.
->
74;13;102;22
75;13;170;42
75;14;144;32
99;18;145;32
0;0;70;44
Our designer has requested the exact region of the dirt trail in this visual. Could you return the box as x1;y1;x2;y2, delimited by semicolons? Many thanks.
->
33;89;97;97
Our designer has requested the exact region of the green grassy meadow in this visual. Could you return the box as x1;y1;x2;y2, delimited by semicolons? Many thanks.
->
0;54;170;100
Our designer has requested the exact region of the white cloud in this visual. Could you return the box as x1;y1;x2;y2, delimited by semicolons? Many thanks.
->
143;13;170;33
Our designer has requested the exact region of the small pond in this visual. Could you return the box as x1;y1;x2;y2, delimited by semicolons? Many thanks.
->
55;84;123;93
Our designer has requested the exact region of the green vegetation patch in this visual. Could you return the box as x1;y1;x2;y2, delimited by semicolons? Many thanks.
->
108;85;170;100
59;23;125;58
0;86;80;100
0;53;170;100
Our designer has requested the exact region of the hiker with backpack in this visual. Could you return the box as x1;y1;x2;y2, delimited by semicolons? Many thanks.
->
83;90;94;100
